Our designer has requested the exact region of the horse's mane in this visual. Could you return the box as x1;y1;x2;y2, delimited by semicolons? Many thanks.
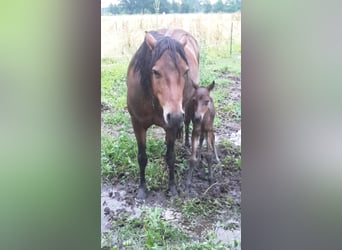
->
132;31;189;94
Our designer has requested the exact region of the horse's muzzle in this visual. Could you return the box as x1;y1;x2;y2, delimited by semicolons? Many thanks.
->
166;112;185;128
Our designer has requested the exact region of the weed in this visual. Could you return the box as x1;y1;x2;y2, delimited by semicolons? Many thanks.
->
106;207;189;249
101;132;138;179
222;101;241;121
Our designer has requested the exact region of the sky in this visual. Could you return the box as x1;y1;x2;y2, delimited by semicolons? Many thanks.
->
101;0;218;8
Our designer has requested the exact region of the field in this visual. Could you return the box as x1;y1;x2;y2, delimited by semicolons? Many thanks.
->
101;13;241;249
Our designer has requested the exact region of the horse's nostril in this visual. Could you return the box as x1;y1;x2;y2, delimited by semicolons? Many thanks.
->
167;113;171;121
182;113;185;118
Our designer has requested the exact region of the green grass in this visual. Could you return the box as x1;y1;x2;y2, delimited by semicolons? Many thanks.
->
101;206;232;250
177;196;234;221
101;60;128;109
219;139;241;170
101;207;189;249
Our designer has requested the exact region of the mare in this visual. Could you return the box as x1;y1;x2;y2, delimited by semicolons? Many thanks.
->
184;81;220;191
126;29;200;199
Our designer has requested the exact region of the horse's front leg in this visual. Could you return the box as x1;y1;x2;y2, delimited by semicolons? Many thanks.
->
165;129;178;196
132;122;148;199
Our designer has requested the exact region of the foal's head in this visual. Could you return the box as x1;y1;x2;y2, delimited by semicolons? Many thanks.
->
192;81;215;123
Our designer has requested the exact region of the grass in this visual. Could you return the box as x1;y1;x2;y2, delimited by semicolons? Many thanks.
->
219;139;241;170
176;196;234;221
101;13;241;59
101;206;233;250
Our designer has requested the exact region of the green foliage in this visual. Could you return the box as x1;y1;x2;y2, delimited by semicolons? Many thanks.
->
102;0;240;15
177;196;233;221
101;133;138;178
219;139;241;170
101;206;233;250
103;207;188;249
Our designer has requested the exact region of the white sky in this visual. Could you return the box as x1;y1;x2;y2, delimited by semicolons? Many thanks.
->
101;0;218;8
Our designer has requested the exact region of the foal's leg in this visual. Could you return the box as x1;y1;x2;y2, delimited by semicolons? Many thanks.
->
206;130;215;185
212;132;220;164
132;122;148;199
165;128;178;196
185;126;200;192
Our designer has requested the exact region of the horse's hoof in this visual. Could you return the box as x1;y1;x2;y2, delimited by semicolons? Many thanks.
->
169;185;177;196
136;187;147;199
213;157;220;164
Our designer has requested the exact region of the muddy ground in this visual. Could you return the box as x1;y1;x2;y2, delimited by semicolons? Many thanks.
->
101;70;241;249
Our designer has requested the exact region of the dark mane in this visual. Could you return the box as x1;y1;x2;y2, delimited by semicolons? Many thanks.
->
132;31;189;94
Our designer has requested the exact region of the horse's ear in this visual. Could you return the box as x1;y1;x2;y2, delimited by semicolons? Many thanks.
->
145;31;157;50
207;81;215;91
179;35;188;48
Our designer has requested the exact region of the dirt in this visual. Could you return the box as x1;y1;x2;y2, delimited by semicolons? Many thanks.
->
101;69;241;249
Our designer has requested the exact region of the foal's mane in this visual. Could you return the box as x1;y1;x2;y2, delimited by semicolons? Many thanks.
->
132;31;189;94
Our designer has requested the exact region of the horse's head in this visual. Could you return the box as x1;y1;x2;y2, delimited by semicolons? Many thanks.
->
193;81;215;123
145;32;189;129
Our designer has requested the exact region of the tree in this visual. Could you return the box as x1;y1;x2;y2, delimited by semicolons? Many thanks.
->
180;0;191;13
180;0;201;13
212;0;225;12
108;3;120;14
159;0;172;14
201;0;212;13
119;0;154;14
170;0;180;13
153;0;160;14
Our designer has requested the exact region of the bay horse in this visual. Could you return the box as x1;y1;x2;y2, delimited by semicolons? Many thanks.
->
126;29;200;199
184;81;220;192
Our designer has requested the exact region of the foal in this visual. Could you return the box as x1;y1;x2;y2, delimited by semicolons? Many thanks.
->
184;81;219;191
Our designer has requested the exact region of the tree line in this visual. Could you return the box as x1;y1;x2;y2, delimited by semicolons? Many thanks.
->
103;0;241;15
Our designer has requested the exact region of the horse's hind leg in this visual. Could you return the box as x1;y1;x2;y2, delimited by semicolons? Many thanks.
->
132;122;148;199
176;124;183;141
184;115;191;147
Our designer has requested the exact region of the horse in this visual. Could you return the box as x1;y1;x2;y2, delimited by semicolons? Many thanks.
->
126;29;200;199
184;81;220;192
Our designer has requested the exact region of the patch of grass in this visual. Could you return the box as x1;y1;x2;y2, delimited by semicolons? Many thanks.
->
102;111;130;128
101;62;127;109
219;139;241;170
178;197;233;221
101;132;138;179
176;231;232;250
102;206;233;250
104;207;189;249
145;133;167;191
222;101;241;122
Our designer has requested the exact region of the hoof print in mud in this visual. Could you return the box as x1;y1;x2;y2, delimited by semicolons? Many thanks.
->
103;207;111;215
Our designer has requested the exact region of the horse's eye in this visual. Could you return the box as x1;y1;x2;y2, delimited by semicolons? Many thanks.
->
204;100;210;105
152;70;161;78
